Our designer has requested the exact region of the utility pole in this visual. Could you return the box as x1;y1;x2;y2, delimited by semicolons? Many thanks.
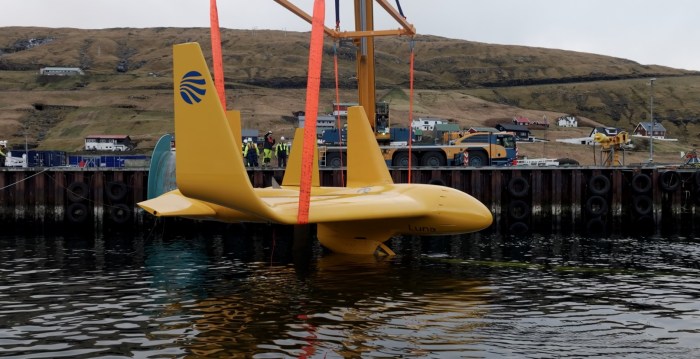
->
648;78;656;163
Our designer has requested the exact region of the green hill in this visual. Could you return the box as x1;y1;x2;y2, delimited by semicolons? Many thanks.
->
0;27;698;164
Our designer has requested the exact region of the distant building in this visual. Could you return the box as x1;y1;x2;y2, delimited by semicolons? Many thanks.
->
39;67;84;76
633;122;667;138
241;129;259;144
557;115;578;127
331;102;358;117
412;118;446;131
84;135;133;151
298;115;340;136
589;127;620;137
513;116;530;126
495;123;530;141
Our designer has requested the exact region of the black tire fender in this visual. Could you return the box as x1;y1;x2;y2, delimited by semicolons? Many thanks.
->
633;195;653;216
508;221;529;235
631;173;652;193
586;217;606;235
109;204;132;224
67;182;89;202
507;176;530;198
589;175;611;196
585;195;608;216
659;171;680;192
325;151;345;168
106;181;128;201
508;200;531;220
66;202;88;223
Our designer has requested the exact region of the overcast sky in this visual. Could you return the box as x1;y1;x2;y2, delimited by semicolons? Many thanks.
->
2;0;699;71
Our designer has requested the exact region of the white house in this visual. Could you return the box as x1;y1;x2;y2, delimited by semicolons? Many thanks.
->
85;135;133;151
331;102;357;117
557;115;578;127
411;117;446;131
39;67;84;76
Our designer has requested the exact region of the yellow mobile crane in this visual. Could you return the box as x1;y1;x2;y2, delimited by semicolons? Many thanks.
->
274;1;519;168
593;131;630;166
274;0;415;142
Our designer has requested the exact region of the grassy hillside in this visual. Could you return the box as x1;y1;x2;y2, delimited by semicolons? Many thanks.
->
1;27;698;165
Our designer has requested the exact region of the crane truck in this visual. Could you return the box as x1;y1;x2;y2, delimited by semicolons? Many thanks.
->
276;1;516;168
321;130;517;167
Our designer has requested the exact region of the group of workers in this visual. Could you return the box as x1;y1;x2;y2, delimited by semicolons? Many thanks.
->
243;130;290;168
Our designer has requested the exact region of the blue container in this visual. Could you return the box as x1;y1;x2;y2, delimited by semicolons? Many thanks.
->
26;150;67;167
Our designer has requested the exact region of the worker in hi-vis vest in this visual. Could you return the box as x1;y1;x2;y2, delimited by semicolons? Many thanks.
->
275;136;290;168
243;138;259;167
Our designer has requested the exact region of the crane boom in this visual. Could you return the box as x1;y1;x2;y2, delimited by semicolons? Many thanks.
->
274;0;416;134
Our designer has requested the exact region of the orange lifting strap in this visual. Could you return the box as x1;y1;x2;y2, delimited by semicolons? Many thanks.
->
297;0;325;224
209;0;226;110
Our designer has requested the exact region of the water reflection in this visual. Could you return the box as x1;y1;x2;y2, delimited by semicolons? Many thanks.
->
184;254;489;357
0;226;699;358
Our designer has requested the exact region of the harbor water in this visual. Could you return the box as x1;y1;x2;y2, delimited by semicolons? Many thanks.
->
1;224;700;358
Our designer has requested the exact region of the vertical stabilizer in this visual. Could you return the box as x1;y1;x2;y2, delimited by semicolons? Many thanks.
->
173;43;276;221
282;128;320;187
346;106;393;187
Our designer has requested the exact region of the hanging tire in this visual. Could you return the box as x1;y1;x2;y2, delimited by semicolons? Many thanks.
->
585;195;608;216
66;202;88;223
588;175;610;196
631;173;652;193
66;182;89;202
659;171;680;192
633;195;653;216
109;204;132;224
427;178;446;186
507;176;530;198
106;181;128;201
325;151;345;168
585;217;606;235
508;200;530;220
508;221;529;235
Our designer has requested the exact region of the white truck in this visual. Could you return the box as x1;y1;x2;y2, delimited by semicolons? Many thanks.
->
1;141;27;167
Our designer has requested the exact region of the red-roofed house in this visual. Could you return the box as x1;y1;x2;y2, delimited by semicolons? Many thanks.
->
513;116;530;126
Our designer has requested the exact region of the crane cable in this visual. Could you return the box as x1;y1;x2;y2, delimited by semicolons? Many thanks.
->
333;42;346;184
395;0;405;18
407;39;415;183
297;0;325;224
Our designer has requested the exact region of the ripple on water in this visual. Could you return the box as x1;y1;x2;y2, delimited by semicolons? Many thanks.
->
1;233;700;357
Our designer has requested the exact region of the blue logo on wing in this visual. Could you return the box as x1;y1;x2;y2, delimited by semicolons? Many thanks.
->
179;71;206;104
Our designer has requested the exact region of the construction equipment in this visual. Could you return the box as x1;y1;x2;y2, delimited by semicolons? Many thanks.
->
681;148;699;168
320;131;518;167
274;0;415;140
593;131;630;166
